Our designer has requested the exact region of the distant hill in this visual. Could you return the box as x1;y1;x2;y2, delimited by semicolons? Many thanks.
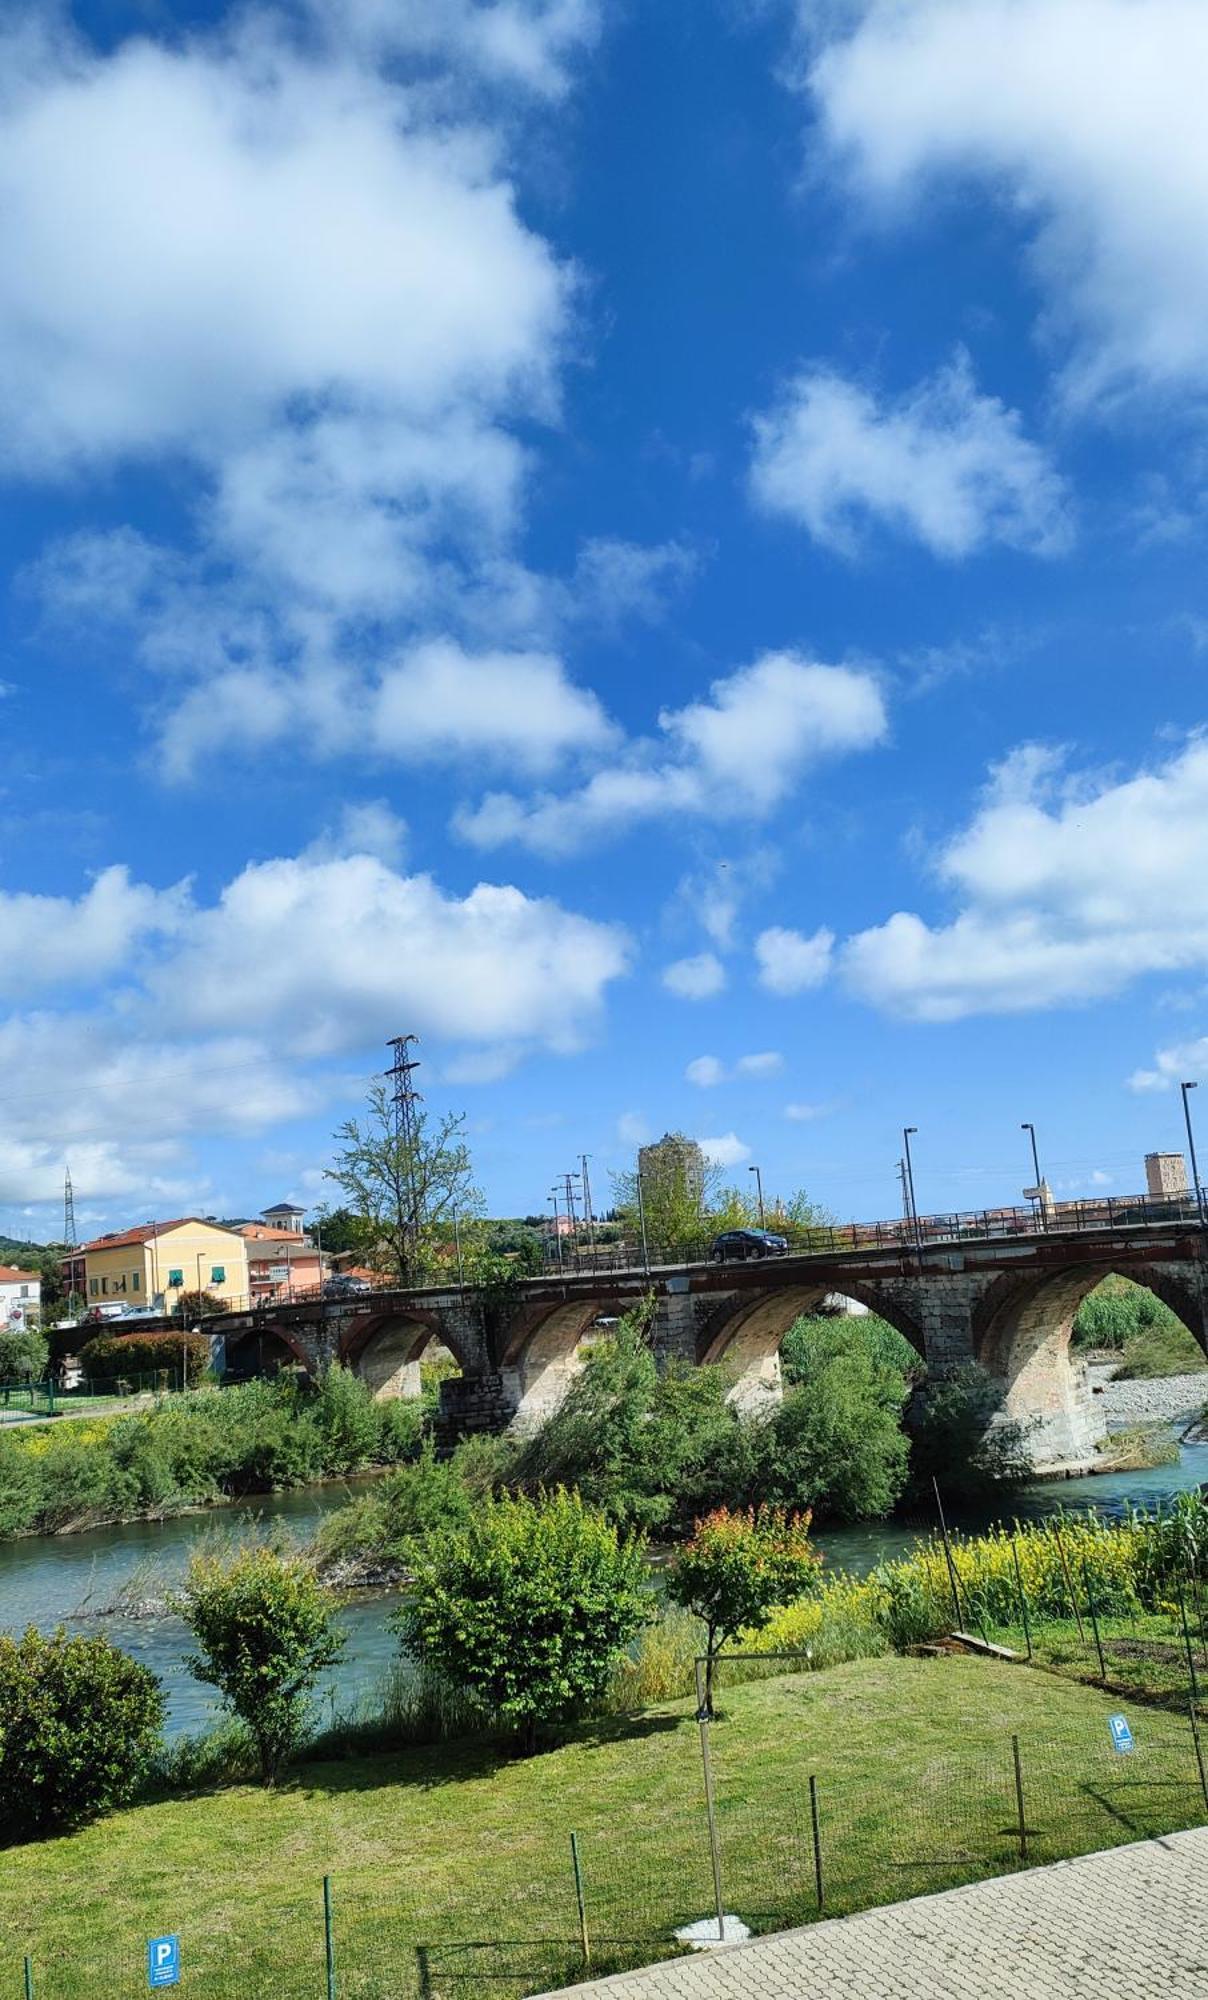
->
0;1236;49;1268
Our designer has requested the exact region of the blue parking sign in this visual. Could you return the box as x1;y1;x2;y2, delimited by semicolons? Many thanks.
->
148;1935;180;1988
1109;1713;1134;1754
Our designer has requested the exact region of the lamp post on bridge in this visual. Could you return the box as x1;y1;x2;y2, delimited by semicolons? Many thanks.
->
1021;1122;1046;1232
1184;1088;1200;1224
748;1163;766;1230
902;1127;922;1260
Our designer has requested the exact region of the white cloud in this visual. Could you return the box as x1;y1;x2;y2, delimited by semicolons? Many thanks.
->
808;0;1208;406
156;853;631;1057
568;537;698;629
0;866;186;998
617;1110;650;1146
663;954;727;1001
751;353;1071;558
687;1050;784;1087
1129;1036;1208;1093
307;801;409;868
755;925;835;996
6;5;599;779
0;841;631;1206
784;1101;831;1122
372;641;616;773
455;653;887;855
736;1050;784;1077
842;735;1208;1019
697;1132;752;1168
0;21;565;471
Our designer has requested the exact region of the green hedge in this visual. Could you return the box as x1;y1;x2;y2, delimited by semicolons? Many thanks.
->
78;1331;211;1386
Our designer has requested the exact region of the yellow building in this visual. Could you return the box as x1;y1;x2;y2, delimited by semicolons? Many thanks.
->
81;1219;250;1314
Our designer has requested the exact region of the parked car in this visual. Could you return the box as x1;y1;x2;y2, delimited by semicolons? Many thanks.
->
709;1227;790;1262
322;1274;372;1299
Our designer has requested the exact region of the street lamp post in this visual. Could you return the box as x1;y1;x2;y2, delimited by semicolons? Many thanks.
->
1182;1082;1206;1226
453;1207;465;1289
635;1165;650;1274
902;1127;922;1258
748;1164;766;1230
1021;1122;1045;1231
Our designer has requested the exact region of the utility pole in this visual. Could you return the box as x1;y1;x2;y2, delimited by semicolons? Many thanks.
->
559;1170;582;1263
580;1154;596;1258
387;1035;423;1279
63;1166;76;1249
549;1188;564;1272
897;1158;910;1225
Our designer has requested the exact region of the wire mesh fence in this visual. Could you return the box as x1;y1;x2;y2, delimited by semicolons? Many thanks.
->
6;1702;1206;1999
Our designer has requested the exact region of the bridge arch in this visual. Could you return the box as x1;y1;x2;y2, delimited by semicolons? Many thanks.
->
500;1297;625;1429
339;1307;466;1401
698;1282;927;1411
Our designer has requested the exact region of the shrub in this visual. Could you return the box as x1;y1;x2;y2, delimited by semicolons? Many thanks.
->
0;1626;163;1840
180;1546;346;1784
397;1489;652;1751
667;1505;820;1713
753;1324;911;1520
78;1330;210;1388
748;1573;893;1669
310;1363;383;1472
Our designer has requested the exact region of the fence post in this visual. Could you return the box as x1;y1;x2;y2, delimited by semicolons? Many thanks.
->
1190;1700;1208;1816
932;1480;964;1630
808;1774;824;1910
1011;1736;1027;1862
1178;1581;1201;1707
323;1874;336;2000
1049;1521;1086;1644
1011;1537;1033;1660
694;1660;726;1943
570;1833;590;1967
1082;1559;1107;1681
23;1955;33;2000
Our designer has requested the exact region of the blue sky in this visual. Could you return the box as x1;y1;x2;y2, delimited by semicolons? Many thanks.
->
2;0;1208;1240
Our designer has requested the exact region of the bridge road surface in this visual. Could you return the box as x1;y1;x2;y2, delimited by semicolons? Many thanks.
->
530;1827;1208;1999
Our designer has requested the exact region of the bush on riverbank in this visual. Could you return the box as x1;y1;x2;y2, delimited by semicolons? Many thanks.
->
0;1368;423;1536
0;1627;163;1840
1073;1275;1207;1379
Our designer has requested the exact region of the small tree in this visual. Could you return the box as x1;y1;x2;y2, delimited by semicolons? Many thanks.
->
180;1548;345;1784
667;1506;819;1716
0;1326;48;1382
177;1289;223;1323
396;1490;651;1751
0;1626;164;1840
326;1079;482;1285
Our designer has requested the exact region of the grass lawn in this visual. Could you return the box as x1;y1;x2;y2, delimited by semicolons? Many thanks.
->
1;1654;1203;2000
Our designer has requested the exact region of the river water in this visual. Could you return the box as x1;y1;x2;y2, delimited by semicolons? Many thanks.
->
4;1444;1208;1738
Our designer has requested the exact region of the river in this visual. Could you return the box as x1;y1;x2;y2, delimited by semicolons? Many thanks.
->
4;1444;1208;1738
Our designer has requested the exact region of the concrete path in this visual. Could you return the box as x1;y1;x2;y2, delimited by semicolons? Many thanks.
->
533;1828;1208;1999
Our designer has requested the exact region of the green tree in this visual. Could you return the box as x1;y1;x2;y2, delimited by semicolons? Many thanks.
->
0;1326;48;1382
0;1627;163;1839
326;1079;482;1285
666;1506;819;1715
397;1490;651;1751
176;1288;224;1324
180;1548;345;1783
309;1205;367;1258
755;1322;912;1520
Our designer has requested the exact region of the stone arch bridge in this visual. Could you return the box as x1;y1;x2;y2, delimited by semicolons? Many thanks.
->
212;1218;1208;1470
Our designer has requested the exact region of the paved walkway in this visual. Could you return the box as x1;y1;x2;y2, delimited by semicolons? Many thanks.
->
534;1828;1208;1999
